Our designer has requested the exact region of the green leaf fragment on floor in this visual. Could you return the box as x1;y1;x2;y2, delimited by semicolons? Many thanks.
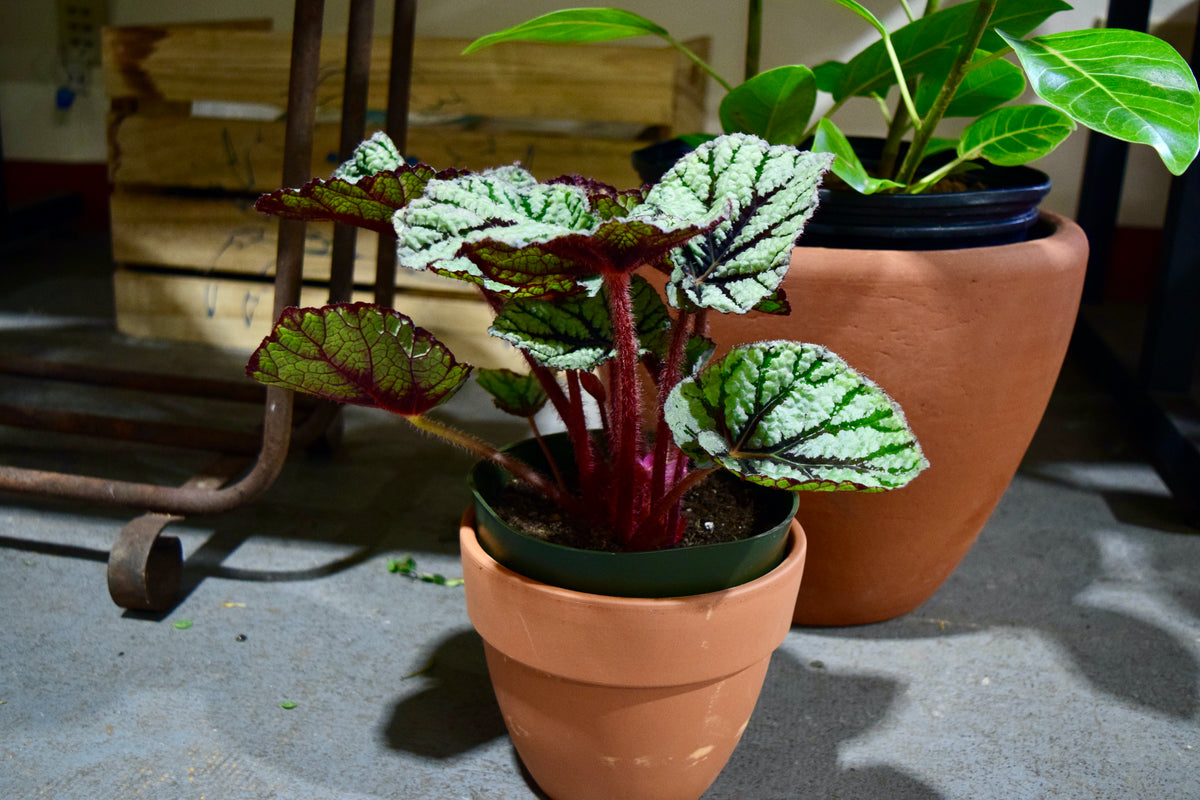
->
280;701;297;709
386;557;464;587
173;619;193;629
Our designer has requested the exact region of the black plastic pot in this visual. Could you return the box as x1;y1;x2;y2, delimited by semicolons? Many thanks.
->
632;136;1052;251
468;433;799;598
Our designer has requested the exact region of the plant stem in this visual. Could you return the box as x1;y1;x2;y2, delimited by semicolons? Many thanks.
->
637;466;718;543
527;413;567;494
894;0;996;187
878;80;915;180
665;34;733;93
604;271;643;546
651;309;694;501
744;0;762;80
404;413;579;514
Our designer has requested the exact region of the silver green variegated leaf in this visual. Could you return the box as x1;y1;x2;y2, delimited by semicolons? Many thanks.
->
332;131;405;181
665;341;927;491
394;166;600;295
489;274;671;371
637;133;833;314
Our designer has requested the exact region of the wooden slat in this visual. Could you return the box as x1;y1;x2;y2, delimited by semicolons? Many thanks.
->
108;190;471;293
108;117;645;191
113;268;525;371
101;28;708;129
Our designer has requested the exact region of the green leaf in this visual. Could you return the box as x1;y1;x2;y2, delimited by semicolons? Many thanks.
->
173;619;193;630
255;162;461;235
489;274;671;371
719;65;817;146
638;134;833;314
915;50;1026;118
958;104;1075;166
750;288;790;316
812;60;846;94
834;0;1068;102
665;341;927;491
812;118;903;194
1000;28;1200;176
247;303;472;416
476;368;549;417
387;556;465;586
280;701;297;709
463;8;668;53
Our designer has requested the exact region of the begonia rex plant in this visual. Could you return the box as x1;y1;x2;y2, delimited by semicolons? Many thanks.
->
246;132;928;552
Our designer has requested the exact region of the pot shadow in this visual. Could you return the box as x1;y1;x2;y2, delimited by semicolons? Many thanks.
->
380;628;509;759
791;349;1200;722
708;649;941;799
380;631;936;799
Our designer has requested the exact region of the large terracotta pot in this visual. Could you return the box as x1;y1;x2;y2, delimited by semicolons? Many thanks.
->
460;511;808;800
706;212;1088;625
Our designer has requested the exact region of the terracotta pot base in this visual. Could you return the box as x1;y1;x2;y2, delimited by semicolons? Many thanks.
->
461;512;807;800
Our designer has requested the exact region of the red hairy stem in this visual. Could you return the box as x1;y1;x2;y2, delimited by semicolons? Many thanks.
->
604;271;644;546
636;466;718;546
565;370;597;493
517;345;593;492
650;309;694;501
405;413;582;516
527;413;568;494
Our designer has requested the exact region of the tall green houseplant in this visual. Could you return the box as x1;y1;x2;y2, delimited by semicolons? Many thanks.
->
466;1;1200;193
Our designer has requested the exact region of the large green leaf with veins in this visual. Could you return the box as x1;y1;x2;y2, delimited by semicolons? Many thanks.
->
833;0;1067;102
489;274;671;371
956;104;1075;166
638;133;833;314
719;65;817;146
462;8;668;53
246;303;470;416
1000;28;1200;176
666;341;927;491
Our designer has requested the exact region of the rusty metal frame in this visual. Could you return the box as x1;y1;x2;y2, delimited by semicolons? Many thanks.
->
0;0;416;610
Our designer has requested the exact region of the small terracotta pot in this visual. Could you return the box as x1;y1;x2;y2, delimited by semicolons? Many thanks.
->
461;511;808;800
705;212;1088;625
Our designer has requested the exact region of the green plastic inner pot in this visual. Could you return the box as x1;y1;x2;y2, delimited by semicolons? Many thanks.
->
468;433;799;598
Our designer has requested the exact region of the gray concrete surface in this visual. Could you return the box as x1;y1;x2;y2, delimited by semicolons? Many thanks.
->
1;232;1198;799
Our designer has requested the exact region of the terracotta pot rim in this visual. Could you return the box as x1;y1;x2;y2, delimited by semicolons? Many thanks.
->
461;509;808;687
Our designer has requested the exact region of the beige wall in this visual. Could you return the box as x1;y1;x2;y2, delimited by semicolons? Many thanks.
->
1;0;1196;224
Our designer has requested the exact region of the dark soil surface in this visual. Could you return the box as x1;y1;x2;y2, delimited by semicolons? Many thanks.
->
489;471;775;553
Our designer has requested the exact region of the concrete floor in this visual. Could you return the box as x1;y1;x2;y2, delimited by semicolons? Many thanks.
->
2;231;1199;799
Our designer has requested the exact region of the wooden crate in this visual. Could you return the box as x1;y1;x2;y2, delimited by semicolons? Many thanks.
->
101;21;708;359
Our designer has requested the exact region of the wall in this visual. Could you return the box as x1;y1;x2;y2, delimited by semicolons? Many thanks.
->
0;0;1196;225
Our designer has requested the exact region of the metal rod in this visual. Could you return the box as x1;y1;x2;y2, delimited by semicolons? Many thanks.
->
329;0;376;304
0;0;329;516
1138;15;1200;393
373;0;416;306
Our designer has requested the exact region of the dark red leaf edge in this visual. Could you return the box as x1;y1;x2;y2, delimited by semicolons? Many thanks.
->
254;164;469;234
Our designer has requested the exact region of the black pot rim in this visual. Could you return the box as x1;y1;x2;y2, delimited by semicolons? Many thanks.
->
468;433;799;597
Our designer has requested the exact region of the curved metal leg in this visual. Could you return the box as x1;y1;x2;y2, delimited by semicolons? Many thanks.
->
108;513;184;611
